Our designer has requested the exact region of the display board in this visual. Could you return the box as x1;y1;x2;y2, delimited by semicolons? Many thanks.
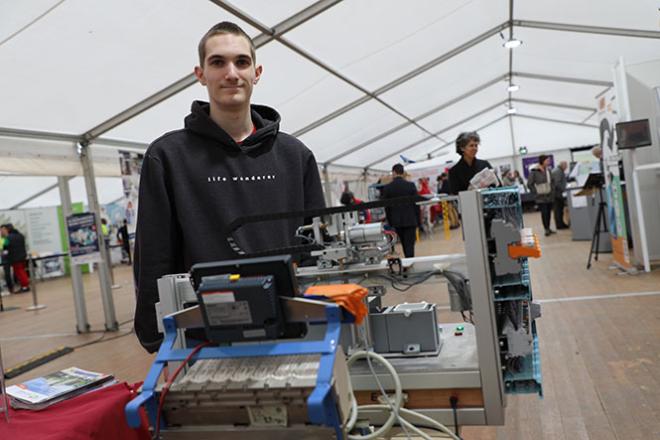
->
66;213;101;265
119;151;143;235
598;89;632;270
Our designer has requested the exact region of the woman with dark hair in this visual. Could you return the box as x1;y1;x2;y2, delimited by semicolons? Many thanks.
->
448;131;493;194
528;155;555;236
340;191;371;223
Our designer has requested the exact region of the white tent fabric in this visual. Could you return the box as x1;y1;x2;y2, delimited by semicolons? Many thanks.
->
1;0;660;208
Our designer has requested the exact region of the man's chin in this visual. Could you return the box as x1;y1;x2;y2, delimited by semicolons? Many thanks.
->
214;97;248;110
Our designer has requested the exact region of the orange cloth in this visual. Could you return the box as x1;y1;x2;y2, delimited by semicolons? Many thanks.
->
305;284;369;324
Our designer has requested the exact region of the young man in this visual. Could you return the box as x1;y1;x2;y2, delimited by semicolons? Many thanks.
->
133;22;325;353
382;164;419;258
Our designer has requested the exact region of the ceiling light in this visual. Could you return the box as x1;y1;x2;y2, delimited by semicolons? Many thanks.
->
503;38;522;49
507;107;517;115
507;84;520;92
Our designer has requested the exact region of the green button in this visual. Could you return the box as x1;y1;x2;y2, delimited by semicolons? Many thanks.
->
456;325;464;331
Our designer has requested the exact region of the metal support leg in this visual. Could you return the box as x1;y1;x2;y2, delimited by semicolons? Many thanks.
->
78;143;118;331
25;257;46;311
59;176;90;333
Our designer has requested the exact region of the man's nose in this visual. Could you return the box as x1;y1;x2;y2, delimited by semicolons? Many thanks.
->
225;62;240;79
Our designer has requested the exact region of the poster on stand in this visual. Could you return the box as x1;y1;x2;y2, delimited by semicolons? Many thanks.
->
119;151;143;236
598;89;632;270
66;213;101;265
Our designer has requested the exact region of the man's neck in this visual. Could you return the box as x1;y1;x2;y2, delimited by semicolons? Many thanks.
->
464;156;475;166
209;103;254;143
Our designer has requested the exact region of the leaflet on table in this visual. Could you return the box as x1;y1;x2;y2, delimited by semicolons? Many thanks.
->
6;367;113;407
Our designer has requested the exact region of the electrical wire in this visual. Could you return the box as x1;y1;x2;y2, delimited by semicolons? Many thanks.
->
343;328;461;440
153;341;211;440
70;328;133;350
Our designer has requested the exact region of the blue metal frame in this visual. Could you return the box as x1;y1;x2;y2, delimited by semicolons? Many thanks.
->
125;304;345;439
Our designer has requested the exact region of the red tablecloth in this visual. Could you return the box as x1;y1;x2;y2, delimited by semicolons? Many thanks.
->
0;382;150;440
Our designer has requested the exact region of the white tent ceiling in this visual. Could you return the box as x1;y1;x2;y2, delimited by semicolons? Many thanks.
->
1;0;659;208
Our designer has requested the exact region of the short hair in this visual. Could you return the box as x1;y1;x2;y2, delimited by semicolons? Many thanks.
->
455;131;480;155
538;154;549;164
392;163;404;175
198;21;256;66
340;191;355;206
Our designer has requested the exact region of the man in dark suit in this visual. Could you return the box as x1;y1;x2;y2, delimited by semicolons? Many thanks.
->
382;164;420;258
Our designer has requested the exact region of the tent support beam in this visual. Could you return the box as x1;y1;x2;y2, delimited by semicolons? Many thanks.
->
78;0;342;143
78;142;118;331
10;177;71;209
425;115;509;160
324;74;509;164
514;114;599;128
580;109;597;123
508;115;518;169
514;20;660;40
58;176;90;334
293;21;510;137
210;0;448;145
512;98;594;112
514;72;612;87
366;100;508;168
0;127;148;151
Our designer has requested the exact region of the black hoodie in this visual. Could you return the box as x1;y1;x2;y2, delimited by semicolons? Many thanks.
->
133;101;325;352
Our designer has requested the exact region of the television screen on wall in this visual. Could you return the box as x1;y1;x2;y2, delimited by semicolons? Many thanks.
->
615;119;652;149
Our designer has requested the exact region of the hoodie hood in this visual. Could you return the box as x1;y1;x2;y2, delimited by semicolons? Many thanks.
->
184;101;281;153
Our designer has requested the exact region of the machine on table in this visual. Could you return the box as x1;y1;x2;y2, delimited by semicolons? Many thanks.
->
127;188;543;438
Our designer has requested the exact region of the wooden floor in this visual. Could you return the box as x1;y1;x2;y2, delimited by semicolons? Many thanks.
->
1;212;659;439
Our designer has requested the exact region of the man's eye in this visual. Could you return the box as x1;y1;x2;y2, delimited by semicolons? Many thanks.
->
236;59;250;67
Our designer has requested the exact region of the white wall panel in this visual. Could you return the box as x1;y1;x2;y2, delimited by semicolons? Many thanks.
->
286;0;508;90
380;36;508;116
516;0;659;31
0;0;257;133
334;124;431;167
512;117;599;153
299;101;405;163
514;28;660;82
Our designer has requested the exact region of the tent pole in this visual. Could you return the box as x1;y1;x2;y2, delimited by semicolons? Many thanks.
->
78;143;118;331
322;165;333;207
58;176;90;333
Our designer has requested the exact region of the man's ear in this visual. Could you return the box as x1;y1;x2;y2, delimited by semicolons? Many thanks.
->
253;64;263;84
194;65;207;86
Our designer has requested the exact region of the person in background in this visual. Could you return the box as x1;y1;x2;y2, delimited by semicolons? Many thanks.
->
100;218;110;247
0;232;12;293
528;155;555;236
448;131;493;194
591;146;603;173
117;219;132;264
552;161;569;229
511;170;525;187
1;224;30;292
382;164;420;258
418;177;432;195
340;191;372;223
436;173;450;194
502;170;515;187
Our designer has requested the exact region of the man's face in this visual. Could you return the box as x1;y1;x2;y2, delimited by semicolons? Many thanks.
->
0;227;7;237
194;33;262;111
463;140;479;160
